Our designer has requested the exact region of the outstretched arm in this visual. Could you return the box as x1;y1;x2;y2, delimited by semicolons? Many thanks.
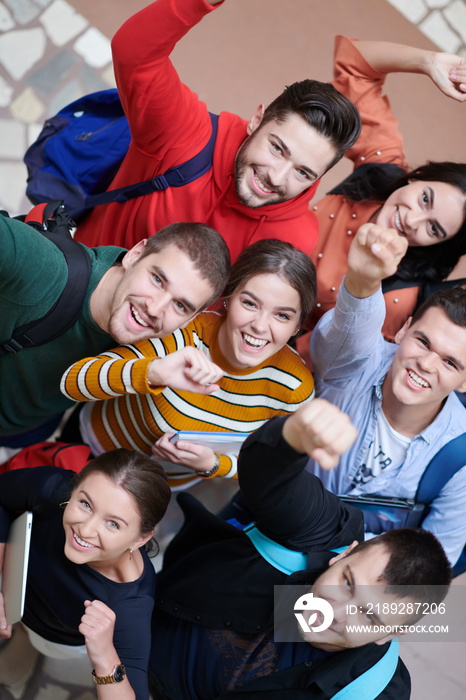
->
344;222;409;299
355;40;466;102
310;223;407;386
237;400;363;551
61;344;223;402
111;0;222;163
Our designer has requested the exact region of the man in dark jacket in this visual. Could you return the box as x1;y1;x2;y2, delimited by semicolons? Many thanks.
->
149;398;451;699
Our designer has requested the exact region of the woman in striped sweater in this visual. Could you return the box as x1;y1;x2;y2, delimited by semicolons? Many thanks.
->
61;240;316;490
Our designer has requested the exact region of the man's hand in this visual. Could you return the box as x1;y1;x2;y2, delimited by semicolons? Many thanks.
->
148;347;223;394
282;399;357;470
345;223;408;299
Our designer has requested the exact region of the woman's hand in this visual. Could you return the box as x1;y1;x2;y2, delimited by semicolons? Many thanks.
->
80;600;136;699
148;347;223;394
0;592;12;639
152;433;219;473
79;600;119;673
428;51;466;102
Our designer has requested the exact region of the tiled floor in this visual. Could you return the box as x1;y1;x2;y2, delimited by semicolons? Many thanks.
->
0;0;465;698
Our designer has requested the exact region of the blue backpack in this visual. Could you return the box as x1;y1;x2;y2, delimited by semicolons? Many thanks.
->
24;88;219;223
336;433;466;576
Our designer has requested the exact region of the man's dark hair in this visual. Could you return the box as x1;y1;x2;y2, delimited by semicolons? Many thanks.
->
261;79;362;172
348;529;451;621
410;285;466;328
139;222;231;306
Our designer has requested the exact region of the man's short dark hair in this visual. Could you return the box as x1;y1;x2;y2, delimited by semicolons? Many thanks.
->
261;80;361;172
348;529;451;621
411;286;466;329
139;221;231;306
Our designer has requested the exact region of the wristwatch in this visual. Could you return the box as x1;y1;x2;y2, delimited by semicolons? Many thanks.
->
92;663;126;684
196;453;220;478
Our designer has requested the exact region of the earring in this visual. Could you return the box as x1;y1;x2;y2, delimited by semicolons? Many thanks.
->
293;328;301;336
129;548;133;561
223;300;228;309
59;501;69;509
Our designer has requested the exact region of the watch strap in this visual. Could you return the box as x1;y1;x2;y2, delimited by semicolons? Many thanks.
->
196;453;220;478
92;663;126;684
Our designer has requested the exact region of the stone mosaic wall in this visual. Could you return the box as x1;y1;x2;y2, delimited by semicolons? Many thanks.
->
0;0;115;215
387;0;466;55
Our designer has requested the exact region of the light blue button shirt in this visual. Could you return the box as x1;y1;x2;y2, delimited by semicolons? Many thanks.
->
308;282;466;566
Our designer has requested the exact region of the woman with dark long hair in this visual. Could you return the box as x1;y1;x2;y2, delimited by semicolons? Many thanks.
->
299;36;466;353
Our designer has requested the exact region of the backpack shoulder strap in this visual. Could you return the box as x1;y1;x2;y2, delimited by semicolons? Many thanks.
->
331;639;400;700
0;202;92;357
243;525;308;574
84;112;219;208
415;432;466;504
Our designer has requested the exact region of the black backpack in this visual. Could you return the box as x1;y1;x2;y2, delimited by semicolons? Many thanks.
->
0;201;92;357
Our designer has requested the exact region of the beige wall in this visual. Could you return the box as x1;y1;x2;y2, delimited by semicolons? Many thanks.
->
73;0;466;194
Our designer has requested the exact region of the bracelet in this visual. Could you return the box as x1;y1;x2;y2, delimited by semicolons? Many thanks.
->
196;454;220;478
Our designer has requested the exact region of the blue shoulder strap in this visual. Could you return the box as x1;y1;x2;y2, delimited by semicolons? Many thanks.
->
240;525;349;575
332;638;399;700
243;525;308;575
84;112;219;208
416;432;466;504
241;527;399;699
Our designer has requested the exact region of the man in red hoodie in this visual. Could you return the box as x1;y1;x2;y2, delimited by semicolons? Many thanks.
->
75;0;361;262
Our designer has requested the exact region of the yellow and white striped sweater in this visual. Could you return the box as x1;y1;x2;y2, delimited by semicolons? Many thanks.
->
61;312;314;489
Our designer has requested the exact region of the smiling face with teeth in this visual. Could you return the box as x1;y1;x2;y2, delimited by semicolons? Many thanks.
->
234;108;337;209
217;273;301;369
382;307;466;431
101;241;215;345
375;180;465;247
62;472;153;575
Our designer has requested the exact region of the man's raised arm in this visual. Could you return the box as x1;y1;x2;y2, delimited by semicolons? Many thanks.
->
344;222;408;299
237;400;362;550
310;224;408;381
